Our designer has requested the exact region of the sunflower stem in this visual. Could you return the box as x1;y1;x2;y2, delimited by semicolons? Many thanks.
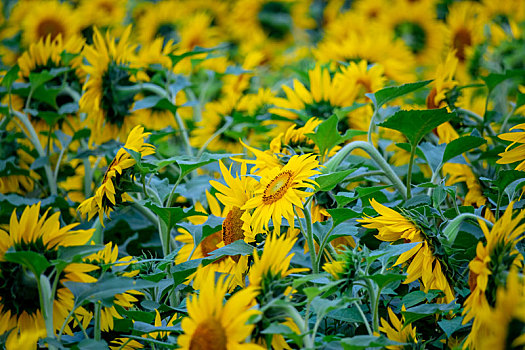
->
323;140;407;199
196;116;233;157
12;110;58;195
295;206;318;274
406;145;417;199
37;274;57;348
94;301;102;341
353;301;373;335
367;105;379;145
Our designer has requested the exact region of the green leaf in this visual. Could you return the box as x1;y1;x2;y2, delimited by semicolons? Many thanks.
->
64;275;158;308
315;169;356;192
306;114;366;157
418;142;446;171
481;69;525;92
327;307;364;323
1;65;20;89
402;302;459;324
77;339;109;350
143;201;206;232
4;250;51;276
156;153;238;178
442;136;486;164
367;80;432;107
311;296;342;317
341;335;406;350
326;208;360;227
28;71;55;91
131;95;163;112
438;316;465;338
378;108;454;147
208;240;255;259
56;245;105;263
167;46;219;66
177;215;223;247
517;92;525;109
494;170;525;192
366;273;406;289
403;195;431;209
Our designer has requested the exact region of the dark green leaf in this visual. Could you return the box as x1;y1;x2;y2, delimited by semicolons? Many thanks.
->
481;69;525;92
143;201;206;232
326;208;360;226
341;335;406;349
443;136;486;164
56;245;105;263
402;302;459;324
1;65;20;89
366;273;406;289
306;114;366;157
494;170;525;192
367;80;432;107
157;153;238;178
315;169;356;192
403;195;431;209
207;240;254;259
28;71;54;91
517;92;525;109
438;316;465;338
378;108;454;147
327;307;364;323
4;250;51;276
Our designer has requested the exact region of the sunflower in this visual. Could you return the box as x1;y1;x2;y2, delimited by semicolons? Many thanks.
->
174;191;250;290
79;26;142;144
75;0;127;34
190;95;245;153
78;242;142;332
462;202;525;349
497;123;525;170
377;0;446;66
0;203;97;348
17;0;80;47
476;268;525;350
135;1;188;45
445;1;486;81
358;199;455;303
177;269;262;350
379;306;419;350
426;51;459;109
77;125;155;225
270;65;357;124
314;28;416;83
437;122;487;207
242;153;320;233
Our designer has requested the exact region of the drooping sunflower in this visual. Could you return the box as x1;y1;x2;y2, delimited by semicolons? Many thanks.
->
242;153;320;233
17;0;80;47
358;199;455;303
77;125;155;225
78;242;142;333
476;268;525;350
177;269;262;350
379;306;419;350
497;123;525;170
0;203;97;348
79;26;142;144
462;202;525;349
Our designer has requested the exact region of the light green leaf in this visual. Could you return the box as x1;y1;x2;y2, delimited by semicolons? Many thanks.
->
144;201;206;232
315;169;356;192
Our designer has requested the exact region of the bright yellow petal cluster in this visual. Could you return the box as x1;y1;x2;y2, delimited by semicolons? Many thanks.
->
242;153;320;233
379;306;418;350
497;123;525;171
77;125;155;225
358;199;454;303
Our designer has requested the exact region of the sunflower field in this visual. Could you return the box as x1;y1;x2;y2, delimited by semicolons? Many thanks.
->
1;0;525;349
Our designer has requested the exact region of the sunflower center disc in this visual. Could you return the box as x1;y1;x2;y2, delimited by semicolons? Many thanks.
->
263;170;293;204
453;27;472;62
36;18;65;41
200;231;222;257
222;207;245;245
189;318;227;350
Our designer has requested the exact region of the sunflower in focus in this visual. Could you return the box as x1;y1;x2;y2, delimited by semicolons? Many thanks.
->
177;269;262;350
77;125;155;225
497;123;525;170
379;306;419;350
358;199;455;303
462;202;525;349
243;153;320;234
78;242;142;332
0;203;97;348
477;268;525;350
79;26;142;144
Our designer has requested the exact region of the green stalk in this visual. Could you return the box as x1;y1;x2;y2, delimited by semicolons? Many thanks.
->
295;205;318;274
406;145;417;199
324;140;407;199
94;301;102;341
12;110;58;195
353;301;373;335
